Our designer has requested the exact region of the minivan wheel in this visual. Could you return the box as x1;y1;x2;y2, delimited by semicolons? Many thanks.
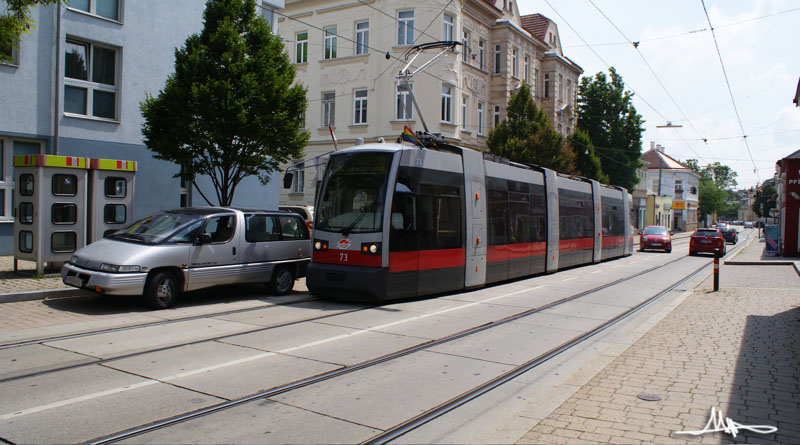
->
144;271;179;309
270;267;294;295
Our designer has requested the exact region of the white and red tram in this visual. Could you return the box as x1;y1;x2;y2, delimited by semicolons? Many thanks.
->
307;141;633;302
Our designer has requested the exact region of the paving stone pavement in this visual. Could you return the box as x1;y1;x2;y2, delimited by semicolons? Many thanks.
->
518;239;800;444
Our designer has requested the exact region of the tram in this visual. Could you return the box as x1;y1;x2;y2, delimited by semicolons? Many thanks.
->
306;139;633;302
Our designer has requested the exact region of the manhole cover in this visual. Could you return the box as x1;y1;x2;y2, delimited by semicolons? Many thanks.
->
637;394;662;401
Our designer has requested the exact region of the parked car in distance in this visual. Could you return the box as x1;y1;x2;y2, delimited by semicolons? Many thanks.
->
744;221;754;228
639;225;672;253
61;207;311;309
715;222;728;229
280;205;314;231
689;228;726;256
720;227;738;244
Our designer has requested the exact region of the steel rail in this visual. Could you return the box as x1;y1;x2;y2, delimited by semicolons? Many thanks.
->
85;244;719;444
363;234;753;443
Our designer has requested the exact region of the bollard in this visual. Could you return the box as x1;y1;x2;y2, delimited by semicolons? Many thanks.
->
713;249;721;291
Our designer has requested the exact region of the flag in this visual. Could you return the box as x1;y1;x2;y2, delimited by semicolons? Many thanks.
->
329;124;338;150
401;126;423;147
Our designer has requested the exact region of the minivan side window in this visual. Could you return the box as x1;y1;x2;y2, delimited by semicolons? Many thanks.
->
245;214;279;242
279;215;308;240
204;214;236;243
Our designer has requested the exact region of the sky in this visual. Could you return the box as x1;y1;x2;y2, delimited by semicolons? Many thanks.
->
520;0;800;190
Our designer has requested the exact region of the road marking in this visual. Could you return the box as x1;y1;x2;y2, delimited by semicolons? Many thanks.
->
0;285;547;419
590;270;603;274
561;277;578;282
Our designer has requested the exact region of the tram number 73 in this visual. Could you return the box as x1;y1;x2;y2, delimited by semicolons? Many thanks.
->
339;253;349;262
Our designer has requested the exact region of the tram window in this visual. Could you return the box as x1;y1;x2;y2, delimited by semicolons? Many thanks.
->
19;202;33;224
104;204;127;224
389;178;417;252
19;174;34;196
52;231;77;253
19;231;33;252
488;188;507;245
417;184;461;250
104;177;127;198
52;203;78;224
52;174;78;196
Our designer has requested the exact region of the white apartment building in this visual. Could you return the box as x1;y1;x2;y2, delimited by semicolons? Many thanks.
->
642;143;700;233
275;0;581;206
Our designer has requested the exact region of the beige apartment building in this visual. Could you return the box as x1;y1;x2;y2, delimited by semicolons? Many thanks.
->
276;0;582;206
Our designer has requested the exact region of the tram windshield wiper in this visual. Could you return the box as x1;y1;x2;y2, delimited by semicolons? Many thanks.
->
341;203;375;237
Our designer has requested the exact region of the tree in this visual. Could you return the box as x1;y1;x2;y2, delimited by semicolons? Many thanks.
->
0;0;60;63
487;84;577;174
684;159;739;221
568;129;608;183
140;0;308;206
753;183;777;218
577;67;645;192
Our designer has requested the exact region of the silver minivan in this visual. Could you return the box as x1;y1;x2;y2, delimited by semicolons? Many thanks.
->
61;207;311;308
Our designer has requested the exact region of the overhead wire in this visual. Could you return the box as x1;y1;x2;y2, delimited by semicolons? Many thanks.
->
700;0;759;184
586;0;713;165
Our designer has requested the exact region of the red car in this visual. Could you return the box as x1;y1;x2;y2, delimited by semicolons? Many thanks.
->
639;226;672;253
689;228;726;256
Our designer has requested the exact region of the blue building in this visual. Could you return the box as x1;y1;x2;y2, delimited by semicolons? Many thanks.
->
0;0;285;255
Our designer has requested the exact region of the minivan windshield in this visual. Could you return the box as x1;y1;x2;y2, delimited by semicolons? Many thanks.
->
643;226;668;235
315;151;394;235
108;212;203;244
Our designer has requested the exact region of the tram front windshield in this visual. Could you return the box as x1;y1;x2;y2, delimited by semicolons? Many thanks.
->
315;151;394;234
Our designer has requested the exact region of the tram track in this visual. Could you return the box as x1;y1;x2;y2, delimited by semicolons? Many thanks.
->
83;234;750;444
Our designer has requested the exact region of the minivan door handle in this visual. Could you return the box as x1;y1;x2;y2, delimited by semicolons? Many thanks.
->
233;247;237;255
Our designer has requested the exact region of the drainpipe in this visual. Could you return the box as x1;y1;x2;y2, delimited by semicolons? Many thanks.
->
53;0;62;155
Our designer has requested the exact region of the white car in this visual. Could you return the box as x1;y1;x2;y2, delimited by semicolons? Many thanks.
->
61;207;311;308
744;221;754;228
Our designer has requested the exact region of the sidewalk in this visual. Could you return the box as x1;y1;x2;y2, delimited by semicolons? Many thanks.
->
0;257;86;303
518;236;800;444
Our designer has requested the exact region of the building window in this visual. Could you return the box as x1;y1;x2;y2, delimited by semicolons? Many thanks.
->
461;96;468;130
104;177;126;198
355;21;369;55
64;39;118;119
324;27;337;59
1;39;19;65
397;11;414;45
477;102;484;135
441;85;452;123
19;231;33;253
544;73;550;98
443;14;454;41
396;83;413;121
462;30;470;62
512;47;518;78
68;0;119;21
478;39;485;71
524;55;529;83
295;32;308;63
494;44;501;74
566;79;572;105
291;161;305;193
353;89;368;125
533;68;538;95
52;203;78;225
19;174;34;196
52;174;77;196
104;204;126;224
558;73;564;101
52;232;77;253
493;105;500;128
322;91;335;127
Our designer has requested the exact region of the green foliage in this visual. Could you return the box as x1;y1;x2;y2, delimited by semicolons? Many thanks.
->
752;183;777;217
576;67;644;192
487;84;577;174
568;129;609;183
140;0;308;206
0;0;60;62
685;159;740;220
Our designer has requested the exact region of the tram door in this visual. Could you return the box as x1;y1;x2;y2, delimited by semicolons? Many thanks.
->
388;176;419;299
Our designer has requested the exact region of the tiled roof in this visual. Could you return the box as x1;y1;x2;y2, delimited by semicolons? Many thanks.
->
520;13;550;42
642;149;688;170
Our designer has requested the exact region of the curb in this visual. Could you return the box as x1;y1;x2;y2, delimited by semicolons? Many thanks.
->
0;288;92;304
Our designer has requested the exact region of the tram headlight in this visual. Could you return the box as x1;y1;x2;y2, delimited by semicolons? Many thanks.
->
361;242;381;255
314;239;328;251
